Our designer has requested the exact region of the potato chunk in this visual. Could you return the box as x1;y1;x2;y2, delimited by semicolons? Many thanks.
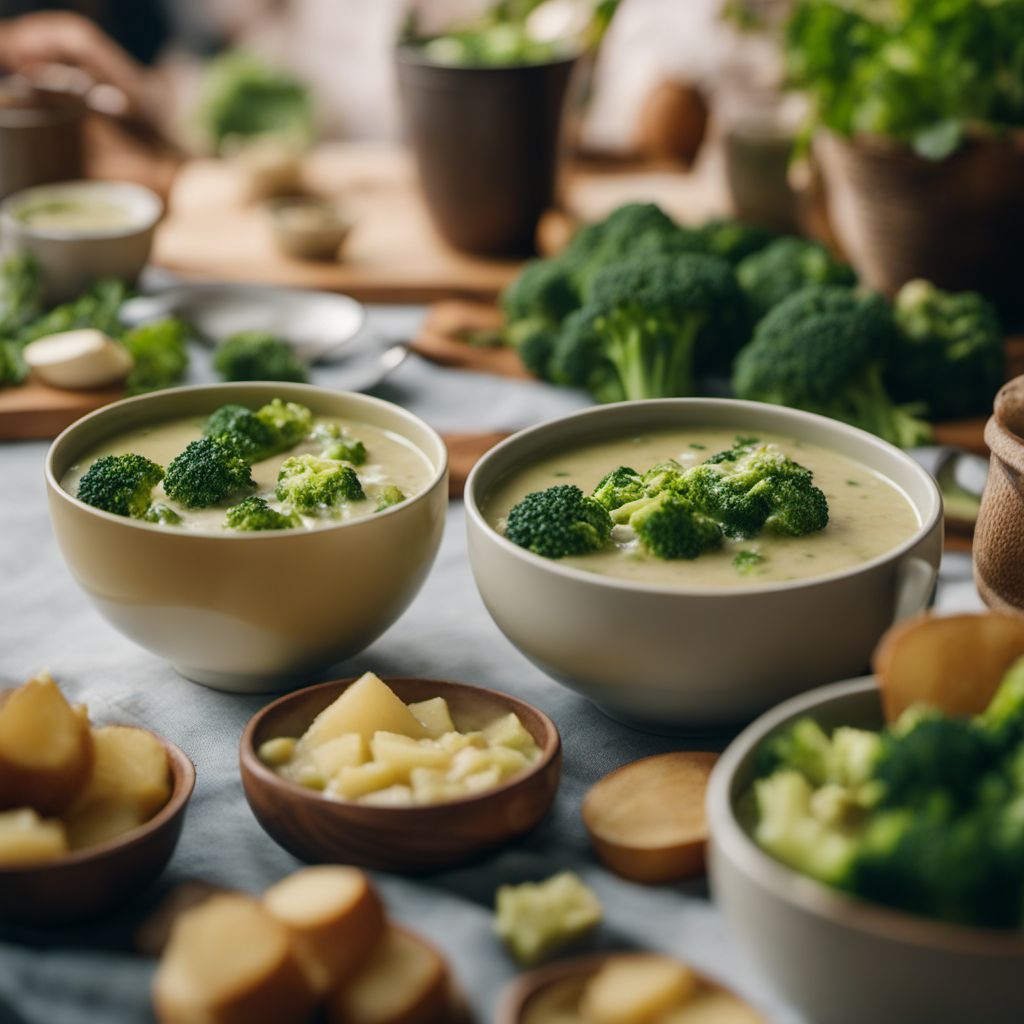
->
153;894;317;1024
656;992;764;1023
370;733;450;773
327;762;406;801
0;674;93;815
580;955;698;1024
483;713;537;753
407;697;455;739
327;927;450;1024
263;866;386;994
303;673;427;748
0;808;69;865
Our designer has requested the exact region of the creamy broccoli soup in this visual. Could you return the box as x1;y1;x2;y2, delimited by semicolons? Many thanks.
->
485;428;920;587
16;199;137;232
63;410;433;533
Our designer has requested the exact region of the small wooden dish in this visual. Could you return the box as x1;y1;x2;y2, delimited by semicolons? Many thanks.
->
496;954;764;1024
240;676;562;874
0;732;195;926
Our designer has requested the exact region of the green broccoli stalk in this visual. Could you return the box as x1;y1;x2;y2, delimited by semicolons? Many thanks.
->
164;438;255;509
122;318;190;396
77;453;165;518
214;331;307;383
626;491;723;560
375;485;407;512
224;496;300;531
311;422;367;465
203;404;278;462
889;279;1004;420
732;286;932;449
276;454;365;512
736;237;856;321
504;484;612;559
255;399;313;450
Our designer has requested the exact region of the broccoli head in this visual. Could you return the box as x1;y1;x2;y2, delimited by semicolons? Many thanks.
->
224;495;300;531
504;484;612;559
736;237;856;321
164;438;255;509
144;503;182;525
627;490;723;560
255;399;313;450
732;286;932;449
889;279;1004;420
501;258;580;379
696;218;777;266
77;453;165;518
590;466;645;511
275;454;365;512
214;331;307;383
311;422;367;465
122;318;190;396
375;485;407;512
203;404;278;462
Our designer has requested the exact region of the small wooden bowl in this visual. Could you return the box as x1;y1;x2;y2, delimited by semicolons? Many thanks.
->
496;954;764;1024
240;676;562;873
0;733;195;926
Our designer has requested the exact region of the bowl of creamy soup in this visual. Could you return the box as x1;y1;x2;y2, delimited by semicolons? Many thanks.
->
45;383;448;692
1;180;162;301
465;399;942;730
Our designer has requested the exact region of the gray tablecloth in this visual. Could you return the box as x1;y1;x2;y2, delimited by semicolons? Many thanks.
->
0;305;983;1023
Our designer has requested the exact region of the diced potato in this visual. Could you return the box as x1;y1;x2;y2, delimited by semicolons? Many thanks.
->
284;762;326;791
153;894;318;1024
463;767;503;794
439;730;486;755
483;712;537;753
327;927;450;1024
309;734;366;776
0;673;93;815
65;801;145;850
328;761;405;801
446;747;491;782
0;808;69;865
73;725;171;819
580;956;698;1024
359;785;416;808
407;697;456;739
302;673;427;748
371;732;450;773
656;992;764;1023
258;738;297;767
487;745;532;777
409;768;464;805
495;872;603;966
263;866;386;994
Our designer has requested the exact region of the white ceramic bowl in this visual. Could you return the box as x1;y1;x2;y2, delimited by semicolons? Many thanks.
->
1;179;162;301
465;399;942;730
45;383;448;692
707;677;1024;1024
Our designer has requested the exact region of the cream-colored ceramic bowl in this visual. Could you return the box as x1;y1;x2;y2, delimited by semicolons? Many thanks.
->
45;383;448;692
465;399;942;730
1;180;162;301
706;678;1024;1024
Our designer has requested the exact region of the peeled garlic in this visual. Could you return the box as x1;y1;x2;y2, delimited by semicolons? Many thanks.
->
23;329;133;390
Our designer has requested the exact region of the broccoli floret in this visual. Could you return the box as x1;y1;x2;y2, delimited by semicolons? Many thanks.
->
627;491;723;560
550;253;747;402
214;331;307;383
77;453;165;518
732;286;932;449
0;252;41;335
590;466;645;511
224;495;300;531
255;399;313;450
505;484;612;559
976;658;1024;752
889;279;1004;420
144;503;182;526
375;485;407;512
758;718;883;789
736;237;856;321
164;438;255;509
696;218;777;265
0;340;27;388
203;404;278;462
122;318;190;395
311;422;368;465
733;549;765;575
275;454;365;512
502;260;579;378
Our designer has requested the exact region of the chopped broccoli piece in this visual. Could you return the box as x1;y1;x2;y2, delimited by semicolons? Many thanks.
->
121;317;190;396
0;252;42;335
375;485;407;512
224;495;300;531
733;549;765;574
18;278;128;344
164;438;255;509
732;286;932;449
77;454;165;518
627;491;723;560
890;279;1004;420
214;331;307;383
736;237;856;321
311;422;368;465
501;259;579;379
977;657;1024;751
275;454;365;512
757;718;836;787
0;340;27;388
590;466;645;511
203;404;278;462
255;399;313;449
505;484;612;559
696;218;777;265
144;503;182;526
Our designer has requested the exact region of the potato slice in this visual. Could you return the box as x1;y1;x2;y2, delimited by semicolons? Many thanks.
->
327;926;450;1024
583;752;718;884
407;697;455;739
360;785;416;808
874;612;1024;722
263;866;386;994
328;761;406;801
0;808;69;865
309;734;367;776
580;956;697;1024
0;673;93;815
656;992;764;1023
371;733;450;773
302;673;428;748
483;712;537;753
75;725;171;818
153;893;317;1024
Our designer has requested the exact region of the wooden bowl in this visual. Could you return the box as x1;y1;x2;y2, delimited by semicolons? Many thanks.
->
0;732;195;926
496;954;764;1023
240;676;562;873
